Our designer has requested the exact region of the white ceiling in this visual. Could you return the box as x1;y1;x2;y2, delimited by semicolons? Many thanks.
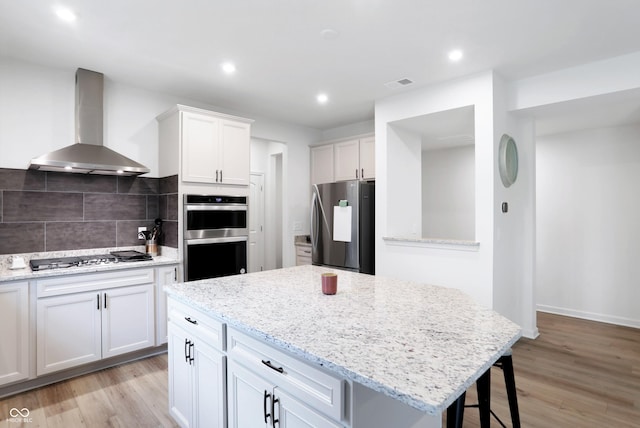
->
1;0;640;131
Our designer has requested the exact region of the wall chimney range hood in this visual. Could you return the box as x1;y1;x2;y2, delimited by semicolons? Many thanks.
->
29;68;150;176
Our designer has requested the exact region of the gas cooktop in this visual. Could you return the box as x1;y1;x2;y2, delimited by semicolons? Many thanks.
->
29;251;152;271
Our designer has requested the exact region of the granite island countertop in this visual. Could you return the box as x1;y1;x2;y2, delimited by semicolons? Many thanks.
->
165;265;521;416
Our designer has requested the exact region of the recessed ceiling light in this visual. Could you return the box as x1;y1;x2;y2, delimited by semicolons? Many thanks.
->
221;62;236;74
55;7;77;22
320;28;340;40
317;93;329;104
448;49;463;62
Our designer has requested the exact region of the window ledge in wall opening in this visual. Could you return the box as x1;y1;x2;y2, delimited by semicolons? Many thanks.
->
382;236;480;252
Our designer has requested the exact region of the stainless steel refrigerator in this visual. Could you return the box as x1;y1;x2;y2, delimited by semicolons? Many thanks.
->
310;180;375;274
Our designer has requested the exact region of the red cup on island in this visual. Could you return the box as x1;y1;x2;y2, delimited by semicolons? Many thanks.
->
321;273;338;295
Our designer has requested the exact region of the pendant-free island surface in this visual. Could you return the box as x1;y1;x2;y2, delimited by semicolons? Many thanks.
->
165;265;521;416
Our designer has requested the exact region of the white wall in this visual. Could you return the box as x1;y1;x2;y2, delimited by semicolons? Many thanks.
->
0;56;319;268
376;72;497;309
319;119;374;143
492;74;538;338
536;124;640;328
421;145;475;240
376;71;536;337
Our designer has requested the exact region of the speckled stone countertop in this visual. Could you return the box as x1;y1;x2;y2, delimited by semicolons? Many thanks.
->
165;265;521;416
0;247;179;283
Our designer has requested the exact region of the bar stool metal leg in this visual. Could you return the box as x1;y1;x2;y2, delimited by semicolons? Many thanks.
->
446;392;466;428
476;369;491;428
499;354;521;428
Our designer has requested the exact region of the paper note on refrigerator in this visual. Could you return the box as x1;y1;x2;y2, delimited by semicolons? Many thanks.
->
333;205;352;242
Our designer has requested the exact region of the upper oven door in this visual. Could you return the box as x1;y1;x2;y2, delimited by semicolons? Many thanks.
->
184;195;248;239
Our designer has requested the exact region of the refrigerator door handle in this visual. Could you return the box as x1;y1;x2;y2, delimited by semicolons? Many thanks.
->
310;184;331;252
310;190;318;249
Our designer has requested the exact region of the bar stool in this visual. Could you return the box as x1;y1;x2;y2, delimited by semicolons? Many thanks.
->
446;350;520;428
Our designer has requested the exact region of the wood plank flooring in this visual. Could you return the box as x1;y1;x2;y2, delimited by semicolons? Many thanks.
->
1;312;638;427
0;354;178;428
448;312;640;427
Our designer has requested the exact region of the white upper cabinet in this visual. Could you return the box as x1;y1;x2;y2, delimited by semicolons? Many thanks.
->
312;135;375;184
359;135;375;180
158;105;253;187
334;139;359;181
310;144;334;185
181;112;220;183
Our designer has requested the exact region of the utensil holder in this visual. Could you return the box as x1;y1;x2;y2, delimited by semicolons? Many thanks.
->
145;239;158;257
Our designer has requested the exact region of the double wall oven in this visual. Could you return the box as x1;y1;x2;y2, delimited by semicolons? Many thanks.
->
183;195;248;281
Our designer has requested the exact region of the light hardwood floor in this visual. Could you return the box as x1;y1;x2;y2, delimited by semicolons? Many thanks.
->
0;354;178;428
451;312;640;427
1;312;638;427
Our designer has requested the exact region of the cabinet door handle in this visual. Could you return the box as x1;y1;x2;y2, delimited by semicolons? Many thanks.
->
216;170;219;182
271;396;279;428
355;168;358;179
174;267;177;282
361;168;364;179
263;390;271;423
220;170;223;182
185;316;198;325
189;342;195;365
185;339;191;363
261;359;284;373
104;293;107;309
97;293;100;310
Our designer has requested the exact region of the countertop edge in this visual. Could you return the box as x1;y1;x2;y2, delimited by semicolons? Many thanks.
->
0;257;179;283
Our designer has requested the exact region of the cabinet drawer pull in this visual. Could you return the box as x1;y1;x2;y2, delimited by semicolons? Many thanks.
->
263;390;271;423
185;316;198;325
261;359;284;373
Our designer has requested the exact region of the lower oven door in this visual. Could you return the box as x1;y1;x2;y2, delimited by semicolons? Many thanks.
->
184;236;248;281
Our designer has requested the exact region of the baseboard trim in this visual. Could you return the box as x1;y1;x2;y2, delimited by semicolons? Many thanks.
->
537;304;640;329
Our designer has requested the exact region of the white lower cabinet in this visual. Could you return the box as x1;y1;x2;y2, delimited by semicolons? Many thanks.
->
35;268;156;376
167;298;347;428
228;360;341;428
156;265;179;345
168;299;226;428
37;283;154;375
277;388;343;428
0;281;30;386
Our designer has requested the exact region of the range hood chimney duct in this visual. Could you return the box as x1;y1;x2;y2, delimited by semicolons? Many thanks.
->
29;68;150;176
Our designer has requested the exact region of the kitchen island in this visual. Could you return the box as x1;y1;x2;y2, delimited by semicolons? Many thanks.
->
165;265;521;428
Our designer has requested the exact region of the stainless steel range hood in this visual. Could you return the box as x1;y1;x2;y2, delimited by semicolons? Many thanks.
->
29;68;150;176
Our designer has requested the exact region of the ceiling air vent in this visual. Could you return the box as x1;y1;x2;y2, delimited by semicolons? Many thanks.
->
384;78;414;89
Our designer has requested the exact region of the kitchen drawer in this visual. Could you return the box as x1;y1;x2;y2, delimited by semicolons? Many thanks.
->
296;255;312;266
227;327;343;422
295;245;312;258
36;268;155;298
167;296;225;351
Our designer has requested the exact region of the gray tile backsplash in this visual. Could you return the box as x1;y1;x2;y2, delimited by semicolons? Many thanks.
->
0;168;178;255
3;191;84;222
